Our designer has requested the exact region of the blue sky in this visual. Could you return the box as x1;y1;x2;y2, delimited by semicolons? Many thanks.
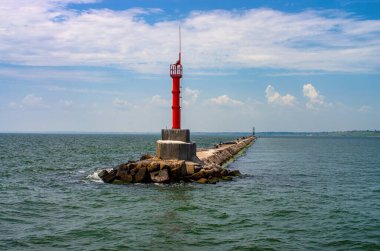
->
0;0;379;132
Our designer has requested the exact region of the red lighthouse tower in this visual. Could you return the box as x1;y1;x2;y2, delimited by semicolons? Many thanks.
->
170;30;183;129
156;26;197;161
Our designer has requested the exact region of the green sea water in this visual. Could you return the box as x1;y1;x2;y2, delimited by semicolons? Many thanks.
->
0;134;379;250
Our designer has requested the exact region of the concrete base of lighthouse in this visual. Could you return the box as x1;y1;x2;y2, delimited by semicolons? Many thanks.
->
161;129;190;142
156;140;196;160
156;129;197;161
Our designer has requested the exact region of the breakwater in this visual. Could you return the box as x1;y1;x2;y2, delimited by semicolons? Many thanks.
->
98;136;255;184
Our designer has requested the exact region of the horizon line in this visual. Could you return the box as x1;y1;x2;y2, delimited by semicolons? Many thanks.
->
0;130;378;134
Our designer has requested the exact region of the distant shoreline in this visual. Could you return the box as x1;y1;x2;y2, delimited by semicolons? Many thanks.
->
256;130;380;137
0;130;379;137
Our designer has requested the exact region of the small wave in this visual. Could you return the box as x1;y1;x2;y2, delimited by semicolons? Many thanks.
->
153;183;167;186
271;209;299;217
86;168;112;183
373;189;380;193
241;173;255;179
216;212;230;219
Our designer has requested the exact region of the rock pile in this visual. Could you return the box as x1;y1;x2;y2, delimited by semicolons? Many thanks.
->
98;136;255;185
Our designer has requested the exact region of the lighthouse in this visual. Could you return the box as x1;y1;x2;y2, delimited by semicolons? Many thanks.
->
170;54;182;129
170;29;182;129
156;26;197;161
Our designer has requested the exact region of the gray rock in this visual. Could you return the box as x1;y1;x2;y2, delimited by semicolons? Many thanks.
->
171;166;182;180
101;169;118;183
182;163;195;176
127;163;137;172
228;170;242;176
134;167;148;183
194;165;202;173
213;167;222;178
117;163;129;171
130;167;139;176
150;169;170;183
221;176;233;181
191;170;205;180
140;154;154;161
147;162;160;172
208;177;219;184
98;170;109;180
117;170;133;183
204;169;215;178
196;178;208;184
220;169;229;176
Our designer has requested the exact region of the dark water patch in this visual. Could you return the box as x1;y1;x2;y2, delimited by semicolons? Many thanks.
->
269;209;299;218
175;205;200;212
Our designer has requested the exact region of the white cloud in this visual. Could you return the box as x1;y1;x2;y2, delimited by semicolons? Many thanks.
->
47;85;123;96
113;98;129;109
8;94;49;109
22;94;44;107
8;102;22;109
358;105;371;113
303;83;326;109
265;85;296;106
0;68;115;83
183;87;199;107
61;100;73;108
149;95;170;107
208;95;243;106
0;2;379;73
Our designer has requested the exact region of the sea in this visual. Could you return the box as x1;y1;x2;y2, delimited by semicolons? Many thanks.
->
0;133;379;250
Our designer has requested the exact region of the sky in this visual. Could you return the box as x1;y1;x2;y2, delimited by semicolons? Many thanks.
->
0;0;379;132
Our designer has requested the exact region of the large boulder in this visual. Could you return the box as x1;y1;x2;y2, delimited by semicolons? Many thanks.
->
98;169;109;180
213;167;222;178
135;167;148;183
150;169;170;183
140;154;154;160
196;178;208;184
228;170;242;176
204;169;215;178
170;161;185;180
100;169;118;183
171;166;182;180
130;166;140;176
208;177;219;184
182;163;195;176
127;162;137;172
117;163;129;171
220;169;229;176
147;162;160;172
160;163;171;171
191;170;205;180
137;159;153;169
117;169;133;183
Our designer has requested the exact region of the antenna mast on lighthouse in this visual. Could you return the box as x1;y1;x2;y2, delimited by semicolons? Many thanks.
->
179;25;181;63
170;25;183;129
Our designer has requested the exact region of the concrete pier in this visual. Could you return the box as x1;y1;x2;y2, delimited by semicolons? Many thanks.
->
197;137;254;166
